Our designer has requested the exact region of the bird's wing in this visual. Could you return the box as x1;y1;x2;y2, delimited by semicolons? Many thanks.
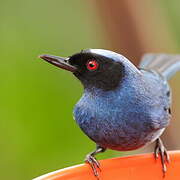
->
139;53;180;80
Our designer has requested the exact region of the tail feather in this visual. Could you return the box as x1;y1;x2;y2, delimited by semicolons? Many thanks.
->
139;53;180;80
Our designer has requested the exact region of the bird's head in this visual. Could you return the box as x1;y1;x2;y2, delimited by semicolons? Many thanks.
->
39;49;139;91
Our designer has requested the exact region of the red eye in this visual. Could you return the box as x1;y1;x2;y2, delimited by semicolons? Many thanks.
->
86;60;99;71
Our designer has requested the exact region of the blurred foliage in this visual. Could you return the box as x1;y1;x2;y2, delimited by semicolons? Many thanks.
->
0;0;117;179
1;0;180;179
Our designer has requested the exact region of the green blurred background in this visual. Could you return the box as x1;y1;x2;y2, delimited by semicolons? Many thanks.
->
0;0;180;179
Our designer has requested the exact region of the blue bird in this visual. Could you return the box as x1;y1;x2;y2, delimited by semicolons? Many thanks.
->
39;49;180;178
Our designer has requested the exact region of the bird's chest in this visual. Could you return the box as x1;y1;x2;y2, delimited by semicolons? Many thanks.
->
74;91;157;150
73;77;170;151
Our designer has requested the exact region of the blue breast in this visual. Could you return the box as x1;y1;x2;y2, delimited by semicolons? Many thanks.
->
74;70;170;151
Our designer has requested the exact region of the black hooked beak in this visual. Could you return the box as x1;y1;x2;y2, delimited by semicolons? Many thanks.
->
39;54;77;73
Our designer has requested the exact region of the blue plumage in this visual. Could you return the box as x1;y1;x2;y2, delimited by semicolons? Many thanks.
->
39;49;179;177
74;50;170;151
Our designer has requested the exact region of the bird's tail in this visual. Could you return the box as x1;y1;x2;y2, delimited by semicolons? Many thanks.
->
139;54;180;80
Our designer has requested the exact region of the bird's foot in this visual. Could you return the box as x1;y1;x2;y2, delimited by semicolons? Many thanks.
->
154;138;170;177
85;154;101;178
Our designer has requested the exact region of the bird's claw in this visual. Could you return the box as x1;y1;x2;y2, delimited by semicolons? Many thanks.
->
154;139;170;177
85;154;101;178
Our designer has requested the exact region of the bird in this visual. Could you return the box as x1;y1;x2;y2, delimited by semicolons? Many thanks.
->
39;49;180;178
